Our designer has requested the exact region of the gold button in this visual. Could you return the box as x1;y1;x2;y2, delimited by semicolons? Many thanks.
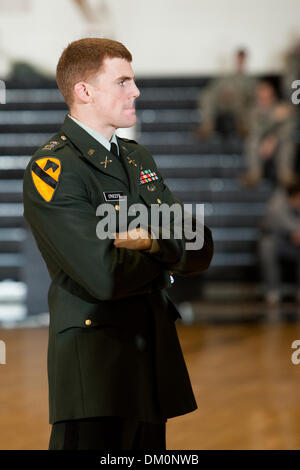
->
61;135;67;141
157;198;161;204
85;319;92;326
115;205;120;211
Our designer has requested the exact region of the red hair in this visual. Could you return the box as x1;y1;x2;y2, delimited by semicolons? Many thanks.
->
56;37;132;107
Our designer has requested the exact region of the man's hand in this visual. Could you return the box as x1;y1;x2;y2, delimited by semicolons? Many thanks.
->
113;227;152;251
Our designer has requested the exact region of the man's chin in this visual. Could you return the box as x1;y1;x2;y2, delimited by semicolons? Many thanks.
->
117;118;137;129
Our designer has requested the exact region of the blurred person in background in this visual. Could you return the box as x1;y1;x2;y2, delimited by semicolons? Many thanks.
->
281;38;300;100
196;48;256;140
258;182;300;305
240;80;297;187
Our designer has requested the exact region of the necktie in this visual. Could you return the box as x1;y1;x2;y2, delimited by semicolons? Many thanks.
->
110;142;119;157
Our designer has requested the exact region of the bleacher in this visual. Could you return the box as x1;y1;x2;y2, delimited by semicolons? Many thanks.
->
0;76;296;316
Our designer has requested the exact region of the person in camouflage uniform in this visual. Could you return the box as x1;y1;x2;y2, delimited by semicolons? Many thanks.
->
281;39;300;101
240;81;297;187
196;49;256;139
258;182;300;305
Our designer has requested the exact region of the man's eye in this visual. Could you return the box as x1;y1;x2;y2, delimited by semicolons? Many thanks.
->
119;80;126;86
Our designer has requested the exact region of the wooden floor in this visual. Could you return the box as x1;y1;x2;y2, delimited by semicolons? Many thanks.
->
1;318;300;450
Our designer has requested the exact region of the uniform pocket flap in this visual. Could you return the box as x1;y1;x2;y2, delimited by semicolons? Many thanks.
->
52;309;123;334
138;182;165;207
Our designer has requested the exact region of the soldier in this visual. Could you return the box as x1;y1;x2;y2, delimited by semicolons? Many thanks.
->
196;48;256;139
23;38;213;450
258;182;300;305
240;81;297;187
281;39;300;101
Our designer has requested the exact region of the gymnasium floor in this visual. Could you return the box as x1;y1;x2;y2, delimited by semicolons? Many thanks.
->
0;306;300;450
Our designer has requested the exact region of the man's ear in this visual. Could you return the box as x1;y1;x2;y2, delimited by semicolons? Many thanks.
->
73;82;92;104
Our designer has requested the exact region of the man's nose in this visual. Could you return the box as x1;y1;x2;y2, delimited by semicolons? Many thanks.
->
131;81;140;99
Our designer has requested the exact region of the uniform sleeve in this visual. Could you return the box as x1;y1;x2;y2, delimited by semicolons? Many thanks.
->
161;196;214;277
172;223;214;277
23;159;168;301
141;155;214;275
144;195;214;277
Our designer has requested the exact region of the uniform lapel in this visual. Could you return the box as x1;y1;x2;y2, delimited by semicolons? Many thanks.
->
61;115;128;187
117;138;141;194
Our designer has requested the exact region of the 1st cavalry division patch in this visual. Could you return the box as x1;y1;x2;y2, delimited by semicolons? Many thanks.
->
31;157;61;202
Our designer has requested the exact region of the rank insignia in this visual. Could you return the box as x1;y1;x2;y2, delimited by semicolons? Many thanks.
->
139;169;159;185
31;157;61;202
42;141;59;151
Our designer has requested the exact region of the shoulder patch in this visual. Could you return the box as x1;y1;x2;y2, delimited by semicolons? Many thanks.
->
31;157;62;202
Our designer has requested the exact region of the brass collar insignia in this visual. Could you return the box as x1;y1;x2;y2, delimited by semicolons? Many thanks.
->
100;156;112;168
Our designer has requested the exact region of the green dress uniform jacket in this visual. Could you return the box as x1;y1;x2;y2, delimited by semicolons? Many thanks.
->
23;115;213;425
